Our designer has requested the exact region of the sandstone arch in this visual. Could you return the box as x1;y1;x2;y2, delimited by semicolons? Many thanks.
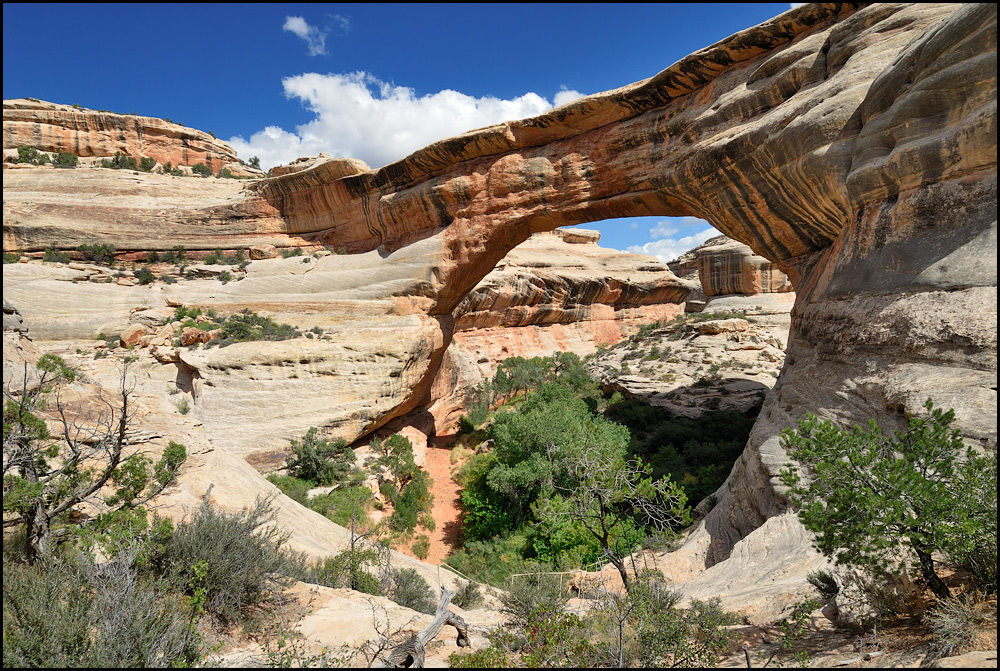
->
4;3;996;581
243;3;998;569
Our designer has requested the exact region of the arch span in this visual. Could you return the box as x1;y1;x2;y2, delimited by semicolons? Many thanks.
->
246;2;997;568
3;3;994;579
250;3;994;316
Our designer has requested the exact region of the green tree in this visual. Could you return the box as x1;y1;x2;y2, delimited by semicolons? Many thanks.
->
77;243;117;265
52;152;78;168
534;425;689;593
779;400;997;599
248;156;261;170
102;151;138;170
284;427;356;486
3;357;186;561
16;146;50;165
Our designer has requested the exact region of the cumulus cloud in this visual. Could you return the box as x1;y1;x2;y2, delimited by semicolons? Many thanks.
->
627;217;717;263
283;16;328;56
553;87;585;107
229;71;580;170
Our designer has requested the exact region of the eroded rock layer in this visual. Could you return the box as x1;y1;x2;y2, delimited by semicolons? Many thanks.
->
3;2;997;612
428;228;690;429
696;237;793;298
3;99;239;173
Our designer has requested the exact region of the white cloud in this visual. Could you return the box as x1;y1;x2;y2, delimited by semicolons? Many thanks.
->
627;217;717;263
553;87;585;107
283;16;328;56
328;13;351;34
229;71;576;170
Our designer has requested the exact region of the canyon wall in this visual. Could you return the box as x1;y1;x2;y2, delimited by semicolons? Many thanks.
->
4;2;996;600
3;98;244;174
429;228;691;430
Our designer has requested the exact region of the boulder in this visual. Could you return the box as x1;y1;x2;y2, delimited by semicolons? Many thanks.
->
119;323;150;348
249;244;277;260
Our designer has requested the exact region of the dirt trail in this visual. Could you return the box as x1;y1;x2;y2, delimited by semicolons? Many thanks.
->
421;443;463;565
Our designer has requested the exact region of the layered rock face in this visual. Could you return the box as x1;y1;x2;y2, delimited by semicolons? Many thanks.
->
3;99;242;174
4;2;996;616
696;237;793;298
428;229;690;429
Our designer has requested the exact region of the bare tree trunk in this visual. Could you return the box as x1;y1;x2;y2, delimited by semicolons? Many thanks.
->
25;501;52;561
378;588;469;668
914;546;952;599
608;555;632;594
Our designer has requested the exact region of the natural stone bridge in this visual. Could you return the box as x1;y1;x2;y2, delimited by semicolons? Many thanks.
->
247;2;998;567
4;3;996;587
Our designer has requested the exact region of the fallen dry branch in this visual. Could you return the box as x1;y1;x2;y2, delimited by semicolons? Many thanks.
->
378;587;469;668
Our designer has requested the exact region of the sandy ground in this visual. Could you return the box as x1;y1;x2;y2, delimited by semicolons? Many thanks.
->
419;443;463;566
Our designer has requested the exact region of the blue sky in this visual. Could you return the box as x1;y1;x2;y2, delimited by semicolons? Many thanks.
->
3;3;796;261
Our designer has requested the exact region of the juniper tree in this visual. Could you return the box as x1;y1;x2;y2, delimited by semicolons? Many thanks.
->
779;399;997;599
3;356;186;561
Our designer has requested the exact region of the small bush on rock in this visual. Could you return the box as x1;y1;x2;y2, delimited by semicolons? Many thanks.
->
161;498;305;623
285;427;356;486
387;568;436;615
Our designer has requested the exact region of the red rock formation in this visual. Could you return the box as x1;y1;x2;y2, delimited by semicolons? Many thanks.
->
3;3;995;573
426;229;689;429
696;237;793;298
3;99;239;173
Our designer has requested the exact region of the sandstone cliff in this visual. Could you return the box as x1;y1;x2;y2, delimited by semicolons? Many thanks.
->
2;98;252;175
3;1;997;624
429;228;691;429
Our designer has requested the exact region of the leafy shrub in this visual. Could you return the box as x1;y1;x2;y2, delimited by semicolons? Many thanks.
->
780;399;997;599
174;397;190;415
161;498;305;623
76;243;117;265
16;145;50;165
190;163;213;177
806;569;840;601
135;267;155;285
285;427;356;486
4;251;21;264
139;156;156;172
172;305;201;321
52;152;78;168
453;579;484;610
43;248;71;263
267;473;312;506
387;568;436;615
412;534;431;560
221;308;301;342
161;246;186;264
101;151;138;170
307;485;374;530
2;550;201;668
311;546;383;595
161;161;184;177
281;247;304;258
